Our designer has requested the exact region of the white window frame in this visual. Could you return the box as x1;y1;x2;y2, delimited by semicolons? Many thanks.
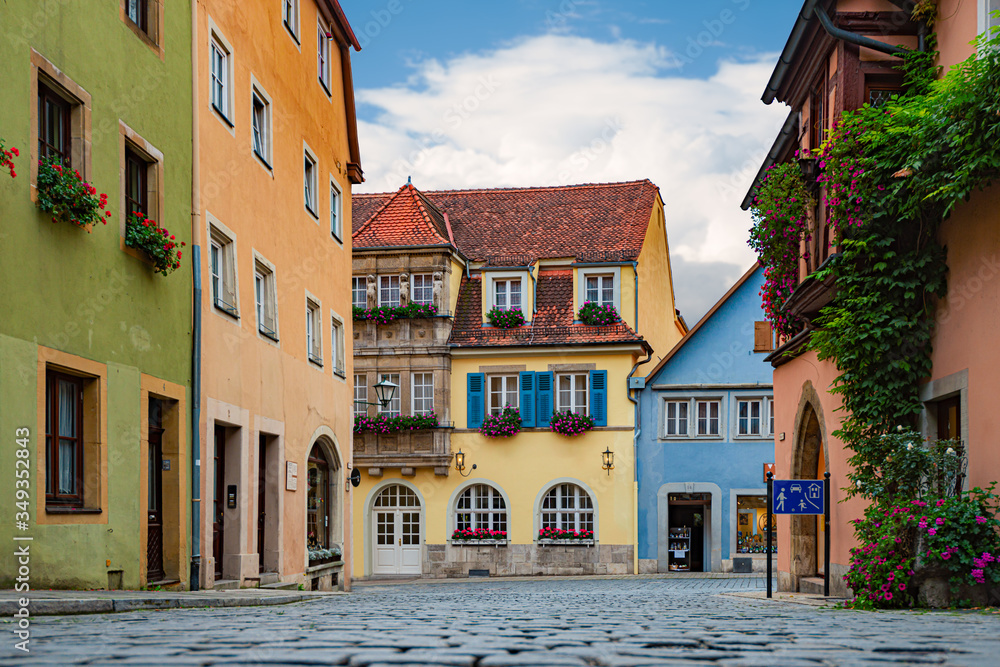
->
352;276;366;309
980;0;1000;36
485;269;529;318
695;399;722;438
379;275;400;307
253;253;279;343
577;266;622;313
303;142;319;218
767;397;775;436
488;374;519;416
353;374;367;418
493;278;522;312
411;372;434;416
305;294;322;366
330;310;346;378
584;273;615;308
736;398;764;437
378;373;401;417
282;0;299;43
556;373;588;416
250;77;272;168
329;176;342;241
663;399;689;437
455;484;508;533
411;273;433;305
540;483;594;534
208;22;234;126
317;16;331;93
208;217;239;318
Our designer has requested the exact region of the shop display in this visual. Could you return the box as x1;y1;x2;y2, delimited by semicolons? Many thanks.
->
667;526;690;571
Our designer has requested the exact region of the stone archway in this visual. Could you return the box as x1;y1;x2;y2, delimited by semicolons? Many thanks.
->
787;382;829;591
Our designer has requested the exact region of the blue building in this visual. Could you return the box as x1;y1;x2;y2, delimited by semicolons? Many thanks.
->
635;264;775;573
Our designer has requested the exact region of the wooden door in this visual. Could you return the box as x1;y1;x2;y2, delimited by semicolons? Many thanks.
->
213;425;226;580
146;427;165;582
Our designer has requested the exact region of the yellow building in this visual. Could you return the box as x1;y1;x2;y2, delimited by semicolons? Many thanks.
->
350;181;685;578
194;0;363;590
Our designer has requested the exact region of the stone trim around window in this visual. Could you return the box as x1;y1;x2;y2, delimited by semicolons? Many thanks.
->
119;0;165;60
118;121;165;265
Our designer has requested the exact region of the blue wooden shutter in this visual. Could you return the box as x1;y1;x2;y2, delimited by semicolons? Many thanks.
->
519;371;536;427
590;370;608;426
536;372;554;427
467;373;485;429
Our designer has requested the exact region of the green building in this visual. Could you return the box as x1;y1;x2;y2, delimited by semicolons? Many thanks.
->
0;1;194;589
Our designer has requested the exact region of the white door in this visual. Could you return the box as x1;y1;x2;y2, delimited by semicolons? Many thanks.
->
371;485;422;575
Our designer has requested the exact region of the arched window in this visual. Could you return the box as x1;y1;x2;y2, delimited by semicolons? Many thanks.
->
541;483;594;532
455;484;507;532
307;444;331;549
374;484;420;508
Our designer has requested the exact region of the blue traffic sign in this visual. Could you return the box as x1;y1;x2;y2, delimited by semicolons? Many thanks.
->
771;479;824;515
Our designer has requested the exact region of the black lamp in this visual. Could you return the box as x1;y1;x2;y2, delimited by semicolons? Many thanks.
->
602;448;615;475
455;449;477;477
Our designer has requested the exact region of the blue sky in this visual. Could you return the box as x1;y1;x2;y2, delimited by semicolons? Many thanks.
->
340;0;797;328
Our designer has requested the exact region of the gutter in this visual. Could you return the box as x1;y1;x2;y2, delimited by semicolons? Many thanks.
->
762;0;821;104
813;5;910;58
626;347;653;578
631;261;638;333
189;0;202;591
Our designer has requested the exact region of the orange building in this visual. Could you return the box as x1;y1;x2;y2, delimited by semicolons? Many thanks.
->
193;0;363;590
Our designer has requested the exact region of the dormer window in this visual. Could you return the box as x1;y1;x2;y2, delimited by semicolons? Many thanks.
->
494;278;521;311
577;266;621;314
585;274;614;307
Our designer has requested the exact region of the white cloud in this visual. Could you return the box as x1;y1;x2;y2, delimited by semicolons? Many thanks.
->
353;34;787;321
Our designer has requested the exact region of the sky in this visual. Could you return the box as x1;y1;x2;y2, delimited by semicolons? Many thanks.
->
340;0;798;323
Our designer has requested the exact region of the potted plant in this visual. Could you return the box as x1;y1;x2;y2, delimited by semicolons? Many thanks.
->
0;139;18;178
35;157;111;230
538;527;594;544
124;211;185;275
486;306;525;329
577;301;618;325
451;527;507;544
480;406;521;438
354;412;440;434
549;410;595;436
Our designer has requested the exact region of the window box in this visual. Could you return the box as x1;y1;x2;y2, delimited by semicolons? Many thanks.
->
450;540;508;547
486;306;525;329
124;211;184;275
36;159;110;230
577;302;619;326
480;406;521;439
537;539;596;547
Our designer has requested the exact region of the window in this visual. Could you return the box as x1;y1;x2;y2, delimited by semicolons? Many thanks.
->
209;224;238;316
283;0;299;40
303;149;318;215
378;373;401;417
664;400;689;436
489;375;518;415
126;0;148;34
331;313;345;376
456;484;507;533
38;81;71;167
45;371;84;507
379;275;400;307
352;277;367;309
306;299;322;364
494;278;521;312
210;34;231;121
317;17;331;92
255;259;278;340
696;400;721;436
981;0;1000;36
557;373;588;415
124;147;148;218
330;179;342;240
768;398;775;436
251;85;272;167
411;274;433;305
541;483;594;533
585;274;614;307
353;374;367;418
412;373;434;416
737;399;763;436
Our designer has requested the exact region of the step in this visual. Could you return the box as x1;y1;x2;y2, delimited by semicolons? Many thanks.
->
259;572;281;586
260;581;300;591
799;576;826;595
212;579;240;591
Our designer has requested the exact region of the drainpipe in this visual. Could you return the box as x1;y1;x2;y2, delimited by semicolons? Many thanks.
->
530;265;537;318
631;261;638;330
189;0;202;592
626;347;652;576
813;5;911;58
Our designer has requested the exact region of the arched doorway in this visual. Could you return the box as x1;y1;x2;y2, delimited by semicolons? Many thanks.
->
371;484;422;575
790;403;825;589
306;440;341;556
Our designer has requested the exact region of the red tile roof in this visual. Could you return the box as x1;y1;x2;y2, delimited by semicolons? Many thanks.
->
353;180;659;262
352;184;453;248
449;271;648;349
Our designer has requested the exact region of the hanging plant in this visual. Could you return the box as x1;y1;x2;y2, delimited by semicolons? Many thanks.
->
748;160;813;337
353;413;439;434
480;406;521;438
549;410;595;436
352;302;437;323
36;157;111;230
486;307;525;329
577;302;618;325
0;139;18;178
125;211;185;276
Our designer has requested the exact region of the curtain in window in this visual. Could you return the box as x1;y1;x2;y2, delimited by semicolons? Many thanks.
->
57;379;76;495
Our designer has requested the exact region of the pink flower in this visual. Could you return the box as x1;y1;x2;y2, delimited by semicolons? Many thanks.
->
928;528;937;536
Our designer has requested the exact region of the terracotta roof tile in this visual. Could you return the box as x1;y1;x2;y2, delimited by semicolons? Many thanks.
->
352;184;451;248
449;272;647;349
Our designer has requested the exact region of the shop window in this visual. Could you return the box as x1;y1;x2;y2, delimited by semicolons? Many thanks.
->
456;484;507;533
696;400;721;437
378;373;401;417
736;495;776;554
540;483;594;533
306;443;330;549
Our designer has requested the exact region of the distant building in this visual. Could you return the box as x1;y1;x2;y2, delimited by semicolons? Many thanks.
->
636;265;775;574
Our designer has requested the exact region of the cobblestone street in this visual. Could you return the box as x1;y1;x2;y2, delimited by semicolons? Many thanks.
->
4;577;1000;666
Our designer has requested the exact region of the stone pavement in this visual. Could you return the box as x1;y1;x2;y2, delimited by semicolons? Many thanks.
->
3;576;1000;665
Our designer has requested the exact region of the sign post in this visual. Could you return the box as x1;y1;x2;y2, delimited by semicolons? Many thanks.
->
766;471;773;598
770;475;828;597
